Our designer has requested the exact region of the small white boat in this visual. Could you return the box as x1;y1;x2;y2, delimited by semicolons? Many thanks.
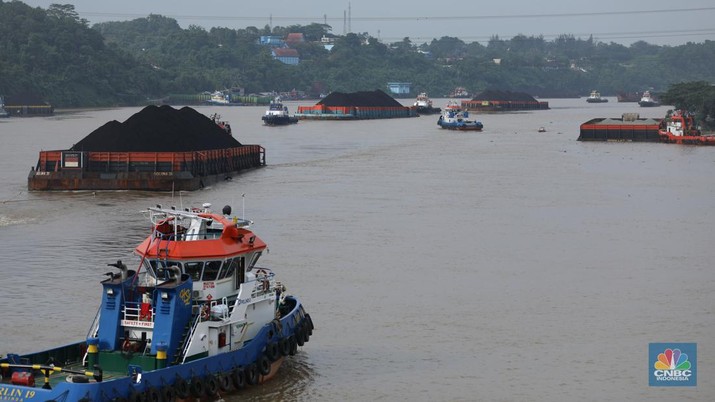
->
207;91;231;105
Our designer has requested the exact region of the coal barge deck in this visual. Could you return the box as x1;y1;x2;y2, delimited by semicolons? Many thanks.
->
27;106;266;191
296;89;417;120
578;113;662;142
461;90;549;112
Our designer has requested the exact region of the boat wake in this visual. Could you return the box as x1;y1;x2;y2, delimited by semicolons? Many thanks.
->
246;354;316;400
0;214;35;227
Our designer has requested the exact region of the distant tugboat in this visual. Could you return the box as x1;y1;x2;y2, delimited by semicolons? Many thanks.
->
262;99;298;126
638;91;660;107
659;110;715;145
437;101;483;131
446;87;470;98
586;90;608;103
413;93;441;115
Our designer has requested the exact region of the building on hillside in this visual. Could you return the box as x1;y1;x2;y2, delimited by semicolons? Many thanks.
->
272;48;300;65
386;82;412;96
259;36;285;46
321;35;335;51
285;33;305;46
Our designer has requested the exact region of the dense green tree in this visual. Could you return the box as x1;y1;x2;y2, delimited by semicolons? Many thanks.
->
3;1;715;107
661;81;715;129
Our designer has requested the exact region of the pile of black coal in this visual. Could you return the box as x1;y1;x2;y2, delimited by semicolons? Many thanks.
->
318;89;403;107
470;90;539;102
70;105;241;152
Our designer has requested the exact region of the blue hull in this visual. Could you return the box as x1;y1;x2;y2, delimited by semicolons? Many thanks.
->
0;296;313;401
438;121;484;131
262;115;298;125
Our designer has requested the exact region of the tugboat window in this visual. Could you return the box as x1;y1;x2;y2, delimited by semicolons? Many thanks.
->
146;260;182;279
235;257;246;288
184;261;204;281
202;260;222;281
249;252;262;268
218;258;237;280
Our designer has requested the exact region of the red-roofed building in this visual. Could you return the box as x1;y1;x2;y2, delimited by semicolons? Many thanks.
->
285;33;305;46
272;48;300;65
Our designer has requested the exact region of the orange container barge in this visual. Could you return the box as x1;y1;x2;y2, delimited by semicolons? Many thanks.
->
578;114;662;142
28;145;265;191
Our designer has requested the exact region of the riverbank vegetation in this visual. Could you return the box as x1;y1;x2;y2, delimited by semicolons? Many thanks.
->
2;1;715;110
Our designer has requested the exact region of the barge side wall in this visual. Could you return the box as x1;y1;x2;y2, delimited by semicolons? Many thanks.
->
28;145;265;191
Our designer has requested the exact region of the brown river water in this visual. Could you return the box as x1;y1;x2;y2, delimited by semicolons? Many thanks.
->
0;98;713;401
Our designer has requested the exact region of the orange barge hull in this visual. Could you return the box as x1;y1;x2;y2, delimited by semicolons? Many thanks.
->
28;145;265;191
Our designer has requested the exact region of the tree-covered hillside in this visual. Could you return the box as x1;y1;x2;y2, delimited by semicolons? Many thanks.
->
2;1;715;108
0;1;164;106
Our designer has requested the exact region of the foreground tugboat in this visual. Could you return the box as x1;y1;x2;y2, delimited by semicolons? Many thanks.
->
0;203;314;401
437;101;483;131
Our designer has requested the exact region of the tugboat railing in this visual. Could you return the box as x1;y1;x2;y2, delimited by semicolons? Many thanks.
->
250;267;275;297
179;314;202;364
83;307;101;366
86;307;101;339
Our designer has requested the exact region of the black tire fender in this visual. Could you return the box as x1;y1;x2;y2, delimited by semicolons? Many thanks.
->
289;335;298;356
245;363;259;385
218;372;232;391
144;387;160;402
266;342;279;361
205;375;219;397
279;337;290;356
259;354;271;376
127;388;143;402
189;376;205;398
295;324;305;346
231;367;246;389
174;376;189;399
161;385;176;402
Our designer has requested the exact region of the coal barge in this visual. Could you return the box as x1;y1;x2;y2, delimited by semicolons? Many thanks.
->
295;89;417;120
2;93;54;116
578;113;662;142
28;106;265;191
461;90;549;112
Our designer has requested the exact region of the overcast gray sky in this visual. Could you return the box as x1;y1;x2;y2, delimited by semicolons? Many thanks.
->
20;0;715;46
